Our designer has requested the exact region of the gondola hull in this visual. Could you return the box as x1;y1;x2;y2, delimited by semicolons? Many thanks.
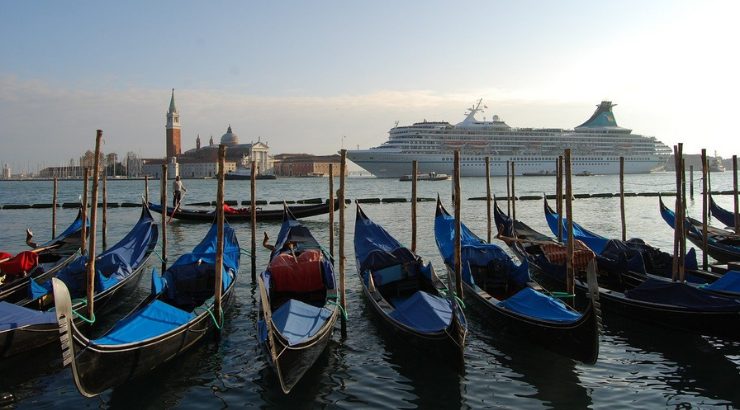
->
0;267;145;359
447;265;599;365
256;204;340;394
498;199;740;342
0;203;157;360
660;197;740;263
359;276;467;373
434;198;600;365
56;285;236;396
258;303;337;394
53;221;240;397
0;209;86;304
149;201;339;222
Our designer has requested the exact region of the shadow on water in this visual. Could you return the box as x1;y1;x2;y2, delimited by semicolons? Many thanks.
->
603;314;740;408
358;295;465;410
463;307;593;409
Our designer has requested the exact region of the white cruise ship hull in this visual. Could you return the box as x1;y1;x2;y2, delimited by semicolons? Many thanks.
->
346;100;671;178
347;150;664;178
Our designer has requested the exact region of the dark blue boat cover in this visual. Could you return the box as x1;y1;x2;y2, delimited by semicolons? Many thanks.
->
258;299;334;346
0;301;56;331
702;270;740;293
164;223;240;297
29;205;157;300
498;287;581;322
626;278;740;311
388;291;452;332
359;248;420;273
354;207;429;285
435;210;529;286
548;203;698;274
92;300;196;344
545;205;609;254
354;210;404;263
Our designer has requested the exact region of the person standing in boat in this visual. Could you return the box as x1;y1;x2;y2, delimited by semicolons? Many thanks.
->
172;175;187;207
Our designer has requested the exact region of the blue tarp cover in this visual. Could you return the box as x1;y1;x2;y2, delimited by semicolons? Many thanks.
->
0;301;57;331
93;300;196;345
259;299;333;346
498;287;581;322
435;211;529;286
89;223;239;346
388;291;452;332
545;205;609;255
626;278;740;311
29;205;157;300
701;270;740;293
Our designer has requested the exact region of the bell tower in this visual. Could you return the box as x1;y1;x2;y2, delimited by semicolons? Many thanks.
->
166;88;181;160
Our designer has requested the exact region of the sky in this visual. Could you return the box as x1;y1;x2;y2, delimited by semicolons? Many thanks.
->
1;1;739;174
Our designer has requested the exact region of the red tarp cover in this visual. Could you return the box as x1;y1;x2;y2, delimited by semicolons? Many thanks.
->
223;204;249;215
269;250;324;293
0;251;39;275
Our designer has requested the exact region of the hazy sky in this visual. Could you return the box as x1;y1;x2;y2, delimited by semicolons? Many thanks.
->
1;1;738;173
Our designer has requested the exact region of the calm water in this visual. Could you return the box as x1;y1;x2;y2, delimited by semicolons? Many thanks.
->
1;172;740;409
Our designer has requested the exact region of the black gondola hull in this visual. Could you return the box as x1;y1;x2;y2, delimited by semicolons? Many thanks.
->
149;201;339;222
67;290;236;396
0;259;148;360
360;283;467;373
259;307;338;394
447;266;599;365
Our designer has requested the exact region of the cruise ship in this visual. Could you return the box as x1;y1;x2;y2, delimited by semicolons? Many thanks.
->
346;100;672;178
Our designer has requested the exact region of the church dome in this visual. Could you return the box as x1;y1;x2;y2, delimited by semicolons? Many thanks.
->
220;125;239;146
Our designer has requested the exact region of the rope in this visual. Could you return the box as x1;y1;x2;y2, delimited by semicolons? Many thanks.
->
239;247;252;257
326;294;348;322
47;298;96;323
193;298;224;329
150;250;166;264
551;291;575;299
439;289;466;309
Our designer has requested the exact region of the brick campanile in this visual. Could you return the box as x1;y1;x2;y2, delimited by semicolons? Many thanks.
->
166;88;181;160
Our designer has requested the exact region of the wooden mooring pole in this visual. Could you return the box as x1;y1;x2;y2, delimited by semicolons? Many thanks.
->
454;150;463;300
412;161;418;253
161;165;168;274
339;149;347;338
85;130;103;324
215;145;226;327
251;159;257;281
486;156;492;243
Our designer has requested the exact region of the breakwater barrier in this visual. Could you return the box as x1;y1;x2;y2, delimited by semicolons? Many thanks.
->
1;191;737;210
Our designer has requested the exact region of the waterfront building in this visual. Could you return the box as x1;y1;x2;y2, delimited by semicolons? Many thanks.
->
143;90;273;178
273;154;347;177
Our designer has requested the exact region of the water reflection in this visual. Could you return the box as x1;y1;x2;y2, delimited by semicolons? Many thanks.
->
361;298;465;409
465;311;593;409
603;315;740;407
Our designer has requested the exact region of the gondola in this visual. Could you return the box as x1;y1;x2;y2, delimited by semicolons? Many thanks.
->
354;204;467;373
434;198;600;364
0;208;87;304
0;202;158;360
499;198;740;341
543;197;721;288
659;195;740;263
149;200;339;222
51;220;239;397
256;203;340;394
710;194;739;230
